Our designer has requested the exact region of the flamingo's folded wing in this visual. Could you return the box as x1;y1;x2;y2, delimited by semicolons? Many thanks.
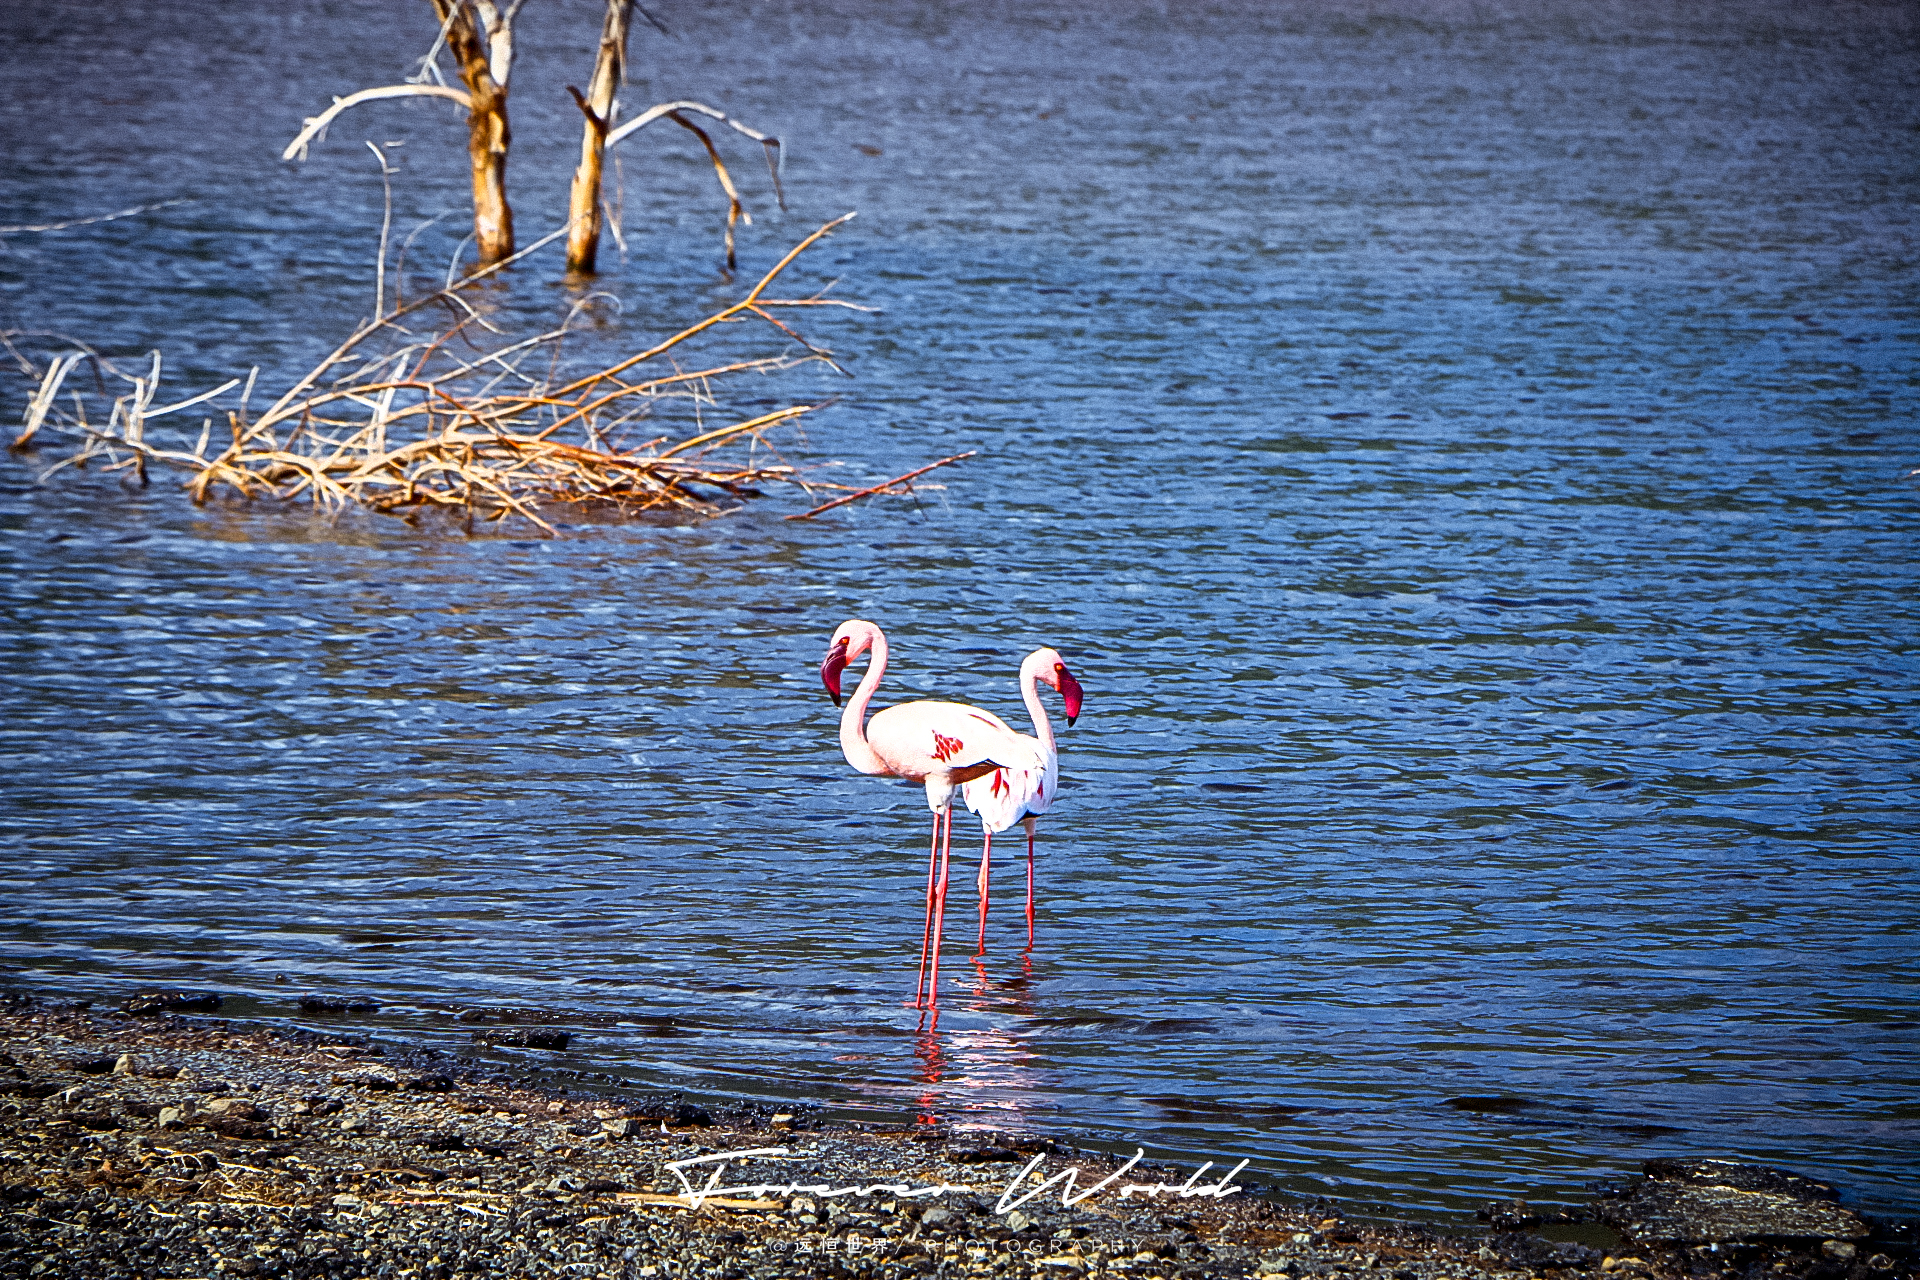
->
962;739;1052;833
867;701;1022;780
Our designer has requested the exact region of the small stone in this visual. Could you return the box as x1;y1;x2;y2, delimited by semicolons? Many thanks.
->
1291;1233;1313;1244
298;995;380;1014
339;1115;364;1132
1823;1241;1858;1260
1598;1159;1871;1245
672;1102;712;1127
471;1028;571;1050
603;1117;634;1137
771;1113;795;1128
332;1194;363;1208
157;1106;185;1129
1867;1256;1894;1272
206;1098;262;1119
123;990;223;1016
112;1053;136;1076
921;1208;955;1228
1007;1210;1035;1232
1479;1198;1540;1230
546;1101;567;1116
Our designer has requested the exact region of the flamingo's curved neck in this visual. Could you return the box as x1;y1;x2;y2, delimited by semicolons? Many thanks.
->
839;625;890;775
1021;658;1057;756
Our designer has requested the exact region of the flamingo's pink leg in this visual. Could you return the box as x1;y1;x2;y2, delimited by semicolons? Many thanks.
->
915;812;941;1007
1024;817;1037;947
976;825;993;955
927;807;953;1006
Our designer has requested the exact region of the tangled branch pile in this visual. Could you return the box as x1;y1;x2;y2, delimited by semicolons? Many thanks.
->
8;215;965;533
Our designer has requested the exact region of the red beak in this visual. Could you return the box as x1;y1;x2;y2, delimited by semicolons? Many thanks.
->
820;637;850;707
1057;663;1084;727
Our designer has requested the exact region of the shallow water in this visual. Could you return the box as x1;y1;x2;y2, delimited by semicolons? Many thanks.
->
3;0;1918;1224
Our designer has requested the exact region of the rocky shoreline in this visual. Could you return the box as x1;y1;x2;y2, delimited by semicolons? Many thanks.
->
2;995;1912;1280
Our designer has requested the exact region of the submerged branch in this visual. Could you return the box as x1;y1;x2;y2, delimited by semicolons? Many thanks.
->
0;198;196;236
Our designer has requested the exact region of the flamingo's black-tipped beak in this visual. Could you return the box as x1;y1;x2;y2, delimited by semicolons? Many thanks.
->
821;637;850;707
1058;663;1084;727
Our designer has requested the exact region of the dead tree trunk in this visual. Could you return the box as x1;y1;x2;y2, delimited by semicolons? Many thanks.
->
566;0;634;274
437;0;516;264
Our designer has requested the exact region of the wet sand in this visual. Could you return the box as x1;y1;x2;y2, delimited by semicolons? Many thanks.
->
1;998;1909;1280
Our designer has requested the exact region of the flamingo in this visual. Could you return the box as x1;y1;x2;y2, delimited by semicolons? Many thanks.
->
961;647;1083;951
821;619;1024;1008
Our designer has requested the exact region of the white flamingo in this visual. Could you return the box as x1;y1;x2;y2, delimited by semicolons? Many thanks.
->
961;647;1083;950
822;619;1018;1007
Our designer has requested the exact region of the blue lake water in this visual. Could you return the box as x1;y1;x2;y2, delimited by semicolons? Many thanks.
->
3;0;1917;1224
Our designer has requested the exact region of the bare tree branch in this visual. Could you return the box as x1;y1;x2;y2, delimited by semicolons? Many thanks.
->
785;453;977;521
282;85;472;162
606;99;784;207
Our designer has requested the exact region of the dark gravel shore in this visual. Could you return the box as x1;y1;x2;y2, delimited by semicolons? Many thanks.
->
2;997;1911;1280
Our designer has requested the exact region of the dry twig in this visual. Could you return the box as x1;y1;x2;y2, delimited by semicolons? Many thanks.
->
784;451;976;521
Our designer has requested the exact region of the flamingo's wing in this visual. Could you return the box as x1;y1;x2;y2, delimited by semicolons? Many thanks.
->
866;700;1023;781
962;734;1054;833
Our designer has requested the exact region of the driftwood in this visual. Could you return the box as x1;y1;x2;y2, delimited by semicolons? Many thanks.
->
7;216;962;533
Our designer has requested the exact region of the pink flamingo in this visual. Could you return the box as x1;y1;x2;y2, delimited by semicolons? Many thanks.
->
961;647;1083;951
821;619;1025;1008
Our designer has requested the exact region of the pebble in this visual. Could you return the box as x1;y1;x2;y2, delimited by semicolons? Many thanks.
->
122;990;223;1016
297;994;381;1013
472;1028;571;1050
1598;1158;1872;1245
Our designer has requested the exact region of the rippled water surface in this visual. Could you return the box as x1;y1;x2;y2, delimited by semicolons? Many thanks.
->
4;0;1917;1223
